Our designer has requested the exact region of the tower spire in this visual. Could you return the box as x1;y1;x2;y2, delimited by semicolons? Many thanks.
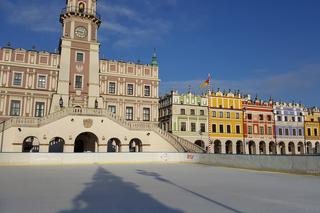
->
151;48;158;66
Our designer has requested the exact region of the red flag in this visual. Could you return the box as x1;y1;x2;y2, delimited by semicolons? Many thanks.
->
200;74;211;89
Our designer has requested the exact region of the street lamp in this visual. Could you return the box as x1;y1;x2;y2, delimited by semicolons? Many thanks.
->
304;142;307;155
199;130;203;142
95;99;98;109
59;97;64;108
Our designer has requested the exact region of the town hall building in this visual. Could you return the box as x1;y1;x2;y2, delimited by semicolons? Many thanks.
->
0;0;203;154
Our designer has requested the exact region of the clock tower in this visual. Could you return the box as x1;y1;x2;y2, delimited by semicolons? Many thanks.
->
51;0;102;112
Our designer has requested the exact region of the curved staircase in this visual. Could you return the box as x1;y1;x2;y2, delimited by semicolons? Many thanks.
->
1;108;206;153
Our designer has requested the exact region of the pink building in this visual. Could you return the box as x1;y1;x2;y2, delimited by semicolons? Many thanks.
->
0;0;159;123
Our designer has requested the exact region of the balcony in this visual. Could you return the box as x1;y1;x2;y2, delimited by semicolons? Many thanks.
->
60;6;101;24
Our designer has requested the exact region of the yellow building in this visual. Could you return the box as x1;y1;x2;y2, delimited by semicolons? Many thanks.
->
304;108;320;154
208;90;244;154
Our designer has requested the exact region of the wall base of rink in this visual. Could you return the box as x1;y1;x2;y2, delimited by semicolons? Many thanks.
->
198;154;320;175
0;153;319;175
0;153;199;166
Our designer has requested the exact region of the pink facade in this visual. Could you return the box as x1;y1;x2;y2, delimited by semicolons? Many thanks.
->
0;0;159;123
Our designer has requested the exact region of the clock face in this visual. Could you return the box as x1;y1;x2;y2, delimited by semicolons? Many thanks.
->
75;26;88;38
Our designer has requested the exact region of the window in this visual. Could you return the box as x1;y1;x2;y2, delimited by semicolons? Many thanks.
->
318;117;320;122
212;124;217;133
143;108;150;121
127;84;134;95
259;114;264;121
200;123;206;133
276;111;280;115
285;129;289;136
181;122;186;131
35;102;45;117
248;114;252;120
75;75;83;89
200;110;205;116
226;112;230;118
108;82;116;94
180;109;185;115
236;113;240;119
219;112;223;118
219;124;224;133
279;128;283;136
5;52;9;61
292;117;295;122
190;109;195;115
79;2;85;13
284;116;288;122
191;123;196;132
293;129;297;136
37;75;46;89
298;117;302;122
314;129;318;136
10;100;21;116
108;105;116;114
212;111;216;117
277;116;282;121
76;52;84;62
299;129;303;136
227;125;231;133
236;125;241;134
308;128;311;136
268;127;272;135
144;85;151;97
126;107;133;120
13;72;22;86
248;126;253;134
267;115;272;121
260;126;264;135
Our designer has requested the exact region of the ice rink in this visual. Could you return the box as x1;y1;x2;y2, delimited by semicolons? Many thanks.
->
0;164;319;213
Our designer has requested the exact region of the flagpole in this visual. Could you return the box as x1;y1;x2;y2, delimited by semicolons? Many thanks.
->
207;73;211;153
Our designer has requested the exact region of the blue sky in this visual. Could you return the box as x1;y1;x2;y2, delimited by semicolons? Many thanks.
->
0;0;319;106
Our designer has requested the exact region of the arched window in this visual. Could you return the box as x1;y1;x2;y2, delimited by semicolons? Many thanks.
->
248;141;256;155
236;141;243;154
107;138;122;152
225;141;233;154
79;2;85;13
22;136;40;152
129;139;142;152
195;140;205;148
213;140;221;154
49;137;65;153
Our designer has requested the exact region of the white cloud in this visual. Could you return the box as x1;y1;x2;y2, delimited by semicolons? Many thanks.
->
0;0;174;48
99;1;173;48
0;0;60;33
161;64;320;106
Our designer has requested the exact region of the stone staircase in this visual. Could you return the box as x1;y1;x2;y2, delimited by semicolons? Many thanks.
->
0;108;206;153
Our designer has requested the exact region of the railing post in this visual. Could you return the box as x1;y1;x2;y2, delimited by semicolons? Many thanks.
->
1;121;5;152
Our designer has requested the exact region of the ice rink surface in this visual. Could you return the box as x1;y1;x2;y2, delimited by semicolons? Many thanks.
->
0;164;319;213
